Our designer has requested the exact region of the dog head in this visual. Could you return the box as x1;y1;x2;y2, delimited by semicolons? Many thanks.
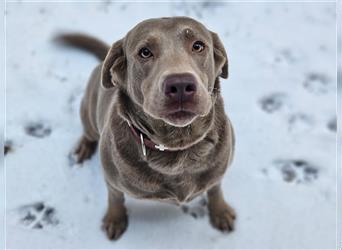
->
101;17;228;127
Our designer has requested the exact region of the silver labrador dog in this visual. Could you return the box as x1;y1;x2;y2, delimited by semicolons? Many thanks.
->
57;16;236;240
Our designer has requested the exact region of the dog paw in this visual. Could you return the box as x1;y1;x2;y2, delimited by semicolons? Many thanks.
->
74;136;97;164
208;202;236;232
102;212;128;240
25;122;52;138
259;92;287;113
18;202;59;229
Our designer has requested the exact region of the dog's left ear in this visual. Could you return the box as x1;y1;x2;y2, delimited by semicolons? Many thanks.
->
210;32;228;79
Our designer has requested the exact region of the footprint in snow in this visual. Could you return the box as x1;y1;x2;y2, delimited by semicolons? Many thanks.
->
263;159;319;184
259;92;287;113
18;202;59;229
4;140;13;155
287;113;314;132
327;116;337;132
274;49;297;64
181;196;207;219
303;73;331;95
25;122;52;138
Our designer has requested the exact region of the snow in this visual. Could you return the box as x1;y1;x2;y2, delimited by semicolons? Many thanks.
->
4;1;337;249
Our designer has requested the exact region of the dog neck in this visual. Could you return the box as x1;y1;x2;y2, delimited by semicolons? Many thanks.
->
127;120;173;156
115;89;217;151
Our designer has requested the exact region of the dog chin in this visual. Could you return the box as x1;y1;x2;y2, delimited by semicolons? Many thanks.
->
162;111;198;127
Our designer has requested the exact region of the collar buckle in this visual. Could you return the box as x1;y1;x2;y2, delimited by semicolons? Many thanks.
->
155;144;168;151
127;120;169;155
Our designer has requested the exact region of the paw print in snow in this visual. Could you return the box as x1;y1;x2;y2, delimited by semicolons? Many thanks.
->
19;202;59;229
287;113;314;132
181;196;207;219
264;159;319;184
25;122;52;138
303;73;331;95
327;117;336;132
259;93;287;113
4;140;13;155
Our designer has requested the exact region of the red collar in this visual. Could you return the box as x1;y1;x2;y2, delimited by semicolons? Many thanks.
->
127;121;170;156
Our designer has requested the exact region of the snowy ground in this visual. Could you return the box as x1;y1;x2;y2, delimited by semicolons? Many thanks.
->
4;1;338;249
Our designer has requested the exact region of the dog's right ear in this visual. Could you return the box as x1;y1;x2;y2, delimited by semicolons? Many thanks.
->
101;39;126;88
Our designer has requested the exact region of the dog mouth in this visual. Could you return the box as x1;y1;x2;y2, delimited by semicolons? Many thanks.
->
161;108;198;127
154;97;209;126
144;92;211;127
166;110;197;121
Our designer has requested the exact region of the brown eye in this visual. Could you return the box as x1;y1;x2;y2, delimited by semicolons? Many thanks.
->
192;41;205;52
139;47;153;58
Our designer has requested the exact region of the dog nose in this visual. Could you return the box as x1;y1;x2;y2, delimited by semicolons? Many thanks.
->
163;73;197;102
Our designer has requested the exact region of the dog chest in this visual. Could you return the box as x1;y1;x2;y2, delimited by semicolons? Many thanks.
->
118;167;214;204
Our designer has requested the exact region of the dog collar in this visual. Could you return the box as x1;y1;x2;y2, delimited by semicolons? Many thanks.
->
127;121;169;156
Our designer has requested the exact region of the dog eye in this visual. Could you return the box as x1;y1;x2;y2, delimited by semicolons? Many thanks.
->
192;41;205;52
139;47;153;58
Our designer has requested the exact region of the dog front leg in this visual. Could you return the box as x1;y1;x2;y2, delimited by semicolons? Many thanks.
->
207;183;236;232
102;185;128;240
